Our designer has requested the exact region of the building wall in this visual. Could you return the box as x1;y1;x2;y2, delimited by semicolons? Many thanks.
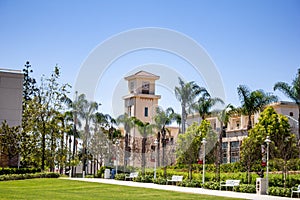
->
0;69;23;127
186;102;299;163
0;69;23;168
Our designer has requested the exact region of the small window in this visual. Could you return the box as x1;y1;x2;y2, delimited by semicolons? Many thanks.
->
290;112;294;117
130;81;135;93
142;82;150;94
144;107;148;117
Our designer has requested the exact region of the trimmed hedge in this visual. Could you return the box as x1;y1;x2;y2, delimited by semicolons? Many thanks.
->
268;186;291;197
0;172;60;181
0;168;41;175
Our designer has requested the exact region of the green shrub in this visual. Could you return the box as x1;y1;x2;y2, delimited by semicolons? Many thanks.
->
202;181;219;190
133;174;153;183
268;186;291;197
114;173;125;180
179;179;201;188
153;177;167;185
234;184;256;193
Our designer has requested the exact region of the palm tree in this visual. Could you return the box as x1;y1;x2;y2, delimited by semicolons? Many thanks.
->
237;85;278;130
175;77;207;133
78;98;100;176
61;91;86;177
192;92;224;120
173;113;182;134
274;69;300;138
216;104;235;181
154;107;175;177
117;113;134;167
132;117;155;176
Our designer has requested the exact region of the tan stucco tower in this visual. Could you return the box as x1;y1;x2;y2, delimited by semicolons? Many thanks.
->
123;71;161;123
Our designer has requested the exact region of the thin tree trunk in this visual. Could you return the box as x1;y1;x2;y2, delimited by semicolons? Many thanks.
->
189;163;192;180
298;105;300;138
181;105;186;134
60;126;64;174
216;123;224;182
72;112;77;177
124;131;129;167
162;128;167;178
142;137;147;176
247;115;252;130
157;132;161;166
41;120;46;171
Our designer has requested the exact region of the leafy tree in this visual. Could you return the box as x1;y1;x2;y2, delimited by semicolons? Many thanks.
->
22;61;38;102
0;121;20;167
274;68;300;139
176;120;216;180
174;77;207;134
154;106;175;177
132;117;155;176
237;85;278;130
28;66;70;171
21;61;39;168
240;107;297;185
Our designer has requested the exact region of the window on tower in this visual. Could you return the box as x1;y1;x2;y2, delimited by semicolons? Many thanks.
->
144;107;148;117
142;81;150;94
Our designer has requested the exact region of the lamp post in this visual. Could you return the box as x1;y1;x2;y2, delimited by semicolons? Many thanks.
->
154;139;158;179
264;136;271;194
201;138;207;185
116;139;119;175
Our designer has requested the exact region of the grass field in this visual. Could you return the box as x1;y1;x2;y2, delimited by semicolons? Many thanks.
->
0;178;244;200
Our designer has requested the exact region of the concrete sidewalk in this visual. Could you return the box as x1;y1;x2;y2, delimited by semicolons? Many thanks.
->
65;178;294;200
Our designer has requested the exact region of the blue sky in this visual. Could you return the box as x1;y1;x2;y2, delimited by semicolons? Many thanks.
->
0;0;299;117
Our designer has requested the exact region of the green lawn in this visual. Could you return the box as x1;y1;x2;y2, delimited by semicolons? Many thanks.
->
0;178;244;200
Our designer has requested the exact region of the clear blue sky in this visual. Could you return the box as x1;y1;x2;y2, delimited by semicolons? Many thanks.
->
1;0;299;117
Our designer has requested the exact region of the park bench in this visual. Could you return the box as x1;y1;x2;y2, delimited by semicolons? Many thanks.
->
220;180;240;191
125;172;139;181
167;175;183;185
291;185;300;198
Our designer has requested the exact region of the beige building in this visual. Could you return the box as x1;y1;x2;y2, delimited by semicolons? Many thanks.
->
120;71;299;167
123;71;161;123
121;71;179;168
0;68;23;167
187;101;299;163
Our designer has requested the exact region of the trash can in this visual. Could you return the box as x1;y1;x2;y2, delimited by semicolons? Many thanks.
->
256;178;267;195
111;169;116;179
104;169;110;179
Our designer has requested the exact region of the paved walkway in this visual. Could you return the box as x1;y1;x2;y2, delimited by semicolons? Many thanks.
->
65;178;294;200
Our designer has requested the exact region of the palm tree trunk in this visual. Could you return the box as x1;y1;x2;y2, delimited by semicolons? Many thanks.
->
162;128;167;178
216;123;223;182
188;163;192;180
247;114;252;130
60;129;64;174
157;132;161;166
181;104;186;134
72;123;77;177
142;137;147;176
124;132;129;167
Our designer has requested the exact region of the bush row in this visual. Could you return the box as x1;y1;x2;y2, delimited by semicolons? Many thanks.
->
268;187;291;197
0;168;41;175
0;172;60;181
172;158;300;173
